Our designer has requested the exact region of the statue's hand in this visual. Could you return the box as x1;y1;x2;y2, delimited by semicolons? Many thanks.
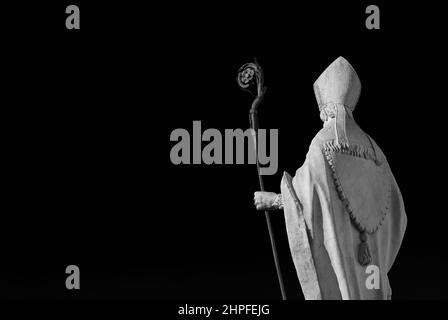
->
254;191;278;211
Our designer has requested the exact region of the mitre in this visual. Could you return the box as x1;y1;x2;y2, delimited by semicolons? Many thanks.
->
313;56;361;113
313;57;362;147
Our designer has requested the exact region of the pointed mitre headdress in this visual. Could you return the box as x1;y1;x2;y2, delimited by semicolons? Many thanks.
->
313;56;361;147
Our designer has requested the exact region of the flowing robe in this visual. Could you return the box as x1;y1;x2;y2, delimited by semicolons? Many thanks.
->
280;118;407;300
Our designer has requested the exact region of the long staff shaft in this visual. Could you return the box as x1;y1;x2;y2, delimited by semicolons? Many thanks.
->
250;98;286;301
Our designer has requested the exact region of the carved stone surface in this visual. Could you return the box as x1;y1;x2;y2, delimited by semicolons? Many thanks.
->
280;57;407;300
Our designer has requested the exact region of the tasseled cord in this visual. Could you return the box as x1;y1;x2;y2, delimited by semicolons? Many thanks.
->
321;103;374;267
358;231;372;266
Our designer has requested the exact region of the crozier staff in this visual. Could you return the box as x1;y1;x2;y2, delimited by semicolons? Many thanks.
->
238;59;286;300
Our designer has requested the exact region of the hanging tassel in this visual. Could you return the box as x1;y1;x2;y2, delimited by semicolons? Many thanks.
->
358;231;372;266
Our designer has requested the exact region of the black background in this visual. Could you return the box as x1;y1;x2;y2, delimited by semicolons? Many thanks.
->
1;1;447;300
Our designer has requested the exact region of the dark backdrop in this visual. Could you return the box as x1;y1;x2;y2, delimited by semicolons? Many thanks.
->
2;1;446;299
